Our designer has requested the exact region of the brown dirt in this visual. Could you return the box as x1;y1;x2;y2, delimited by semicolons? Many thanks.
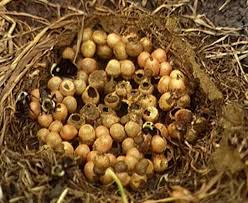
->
0;0;248;203
201;0;248;68
201;0;248;28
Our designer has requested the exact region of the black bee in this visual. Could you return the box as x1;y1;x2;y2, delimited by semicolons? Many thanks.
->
142;121;157;135
50;59;77;77
41;96;56;114
38;85;56;114
15;88;56;118
15;91;31;118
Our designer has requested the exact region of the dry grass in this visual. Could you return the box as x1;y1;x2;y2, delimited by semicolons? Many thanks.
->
0;0;248;202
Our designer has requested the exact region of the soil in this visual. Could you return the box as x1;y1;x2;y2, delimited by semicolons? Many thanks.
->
201;0;248;68
201;0;248;28
0;1;248;203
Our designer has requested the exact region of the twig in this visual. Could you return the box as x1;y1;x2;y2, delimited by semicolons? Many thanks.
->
189;0;198;17
181;28;217;35
56;188;69;203
231;47;248;82
1;15;16;54
219;0;231;11
0;105;10;146
199;35;228;53
0;0;13;7
196;172;223;199
10;26;49;71
239;53;248;61
9;196;25;203
141;0;147;7
74;16;85;63
143;197;178;203
30;186;46;192
105;168;128;203
205;50;248;59
183;14;242;33
0;26;43;42
152;0;190;15
35;0;87;15
0;11;50;25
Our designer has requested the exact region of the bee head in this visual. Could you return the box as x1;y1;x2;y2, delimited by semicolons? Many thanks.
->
142;121;156;135
41;97;56;113
50;63;60;76
16;91;29;103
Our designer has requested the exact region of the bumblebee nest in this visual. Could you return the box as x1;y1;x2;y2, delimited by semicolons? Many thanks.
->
0;1;248;203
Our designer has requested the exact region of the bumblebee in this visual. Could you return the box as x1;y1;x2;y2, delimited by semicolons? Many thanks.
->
50;58;77;77
15;88;56;118
15;91;31;118
39;87;56;114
